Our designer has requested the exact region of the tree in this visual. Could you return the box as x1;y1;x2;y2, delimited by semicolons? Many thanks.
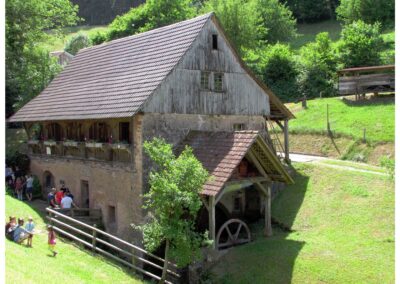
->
137;138;209;283
298;32;337;98
338;20;384;68
64;32;91;55
284;0;338;23
6;0;79;116
201;0;260;54
336;0;394;27
107;0;196;41
256;0;297;43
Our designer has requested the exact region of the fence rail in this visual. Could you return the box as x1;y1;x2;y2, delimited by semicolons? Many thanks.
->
46;207;180;283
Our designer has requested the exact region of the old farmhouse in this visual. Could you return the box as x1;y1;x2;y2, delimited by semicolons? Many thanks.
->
9;13;294;249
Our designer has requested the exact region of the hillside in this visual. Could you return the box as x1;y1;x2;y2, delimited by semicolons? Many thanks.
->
5;195;145;283
212;162;394;283
278;94;395;165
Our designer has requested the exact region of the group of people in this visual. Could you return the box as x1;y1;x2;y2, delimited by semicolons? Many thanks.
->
5;216;58;256
6;165;34;201
47;186;78;209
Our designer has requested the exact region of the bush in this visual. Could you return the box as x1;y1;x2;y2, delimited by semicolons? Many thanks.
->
338;20;384;68
284;0;337;23
380;156;394;179
245;44;300;102
32;176;42;197
6;151;30;174
89;31;108;45
298;32;337;98
337;0;394;28
64;33;91;55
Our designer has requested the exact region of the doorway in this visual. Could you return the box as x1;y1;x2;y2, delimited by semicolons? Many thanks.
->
80;180;89;208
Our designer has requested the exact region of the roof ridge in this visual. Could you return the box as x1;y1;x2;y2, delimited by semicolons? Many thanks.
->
80;12;214;53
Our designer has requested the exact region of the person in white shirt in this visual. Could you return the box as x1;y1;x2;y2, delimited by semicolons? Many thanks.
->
60;193;77;209
25;175;34;201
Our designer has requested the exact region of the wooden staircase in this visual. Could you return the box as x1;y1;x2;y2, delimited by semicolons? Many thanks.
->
265;118;285;162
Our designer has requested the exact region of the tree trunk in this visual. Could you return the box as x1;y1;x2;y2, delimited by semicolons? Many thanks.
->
159;239;170;284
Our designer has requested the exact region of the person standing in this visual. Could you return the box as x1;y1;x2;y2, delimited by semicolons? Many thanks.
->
15;177;24;201
61;193;77;209
25;175;34;201
47;225;57;257
47;188;57;208
55;188;64;205
25;217;35;247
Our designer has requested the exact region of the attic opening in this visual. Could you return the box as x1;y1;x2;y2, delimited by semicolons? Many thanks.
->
212;34;218;50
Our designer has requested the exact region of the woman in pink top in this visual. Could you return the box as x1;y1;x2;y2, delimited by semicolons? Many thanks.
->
15;177;24;201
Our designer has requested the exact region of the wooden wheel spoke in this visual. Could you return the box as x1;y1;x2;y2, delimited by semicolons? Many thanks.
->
234;224;242;240
226;226;234;241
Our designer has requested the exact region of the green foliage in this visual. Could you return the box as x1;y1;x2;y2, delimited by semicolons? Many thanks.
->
201;0;259;53
137;138;209;268
64;32;91;55
89;30;108;45
32;176;42;197
6;0;79;116
336;0;394;27
380;156;394;179
285;0;338;23
107;0;196;41
338;20;384;68
6;151;30;174
245;44;300;102
298;32;337;98
255;0;297;43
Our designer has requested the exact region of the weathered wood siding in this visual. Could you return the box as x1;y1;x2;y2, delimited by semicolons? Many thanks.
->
142;19;270;116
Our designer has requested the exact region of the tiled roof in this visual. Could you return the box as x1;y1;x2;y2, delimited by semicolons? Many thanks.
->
178;131;259;196
9;13;212;122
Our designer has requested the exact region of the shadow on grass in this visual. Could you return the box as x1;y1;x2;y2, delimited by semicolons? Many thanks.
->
341;93;394;107
214;165;309;284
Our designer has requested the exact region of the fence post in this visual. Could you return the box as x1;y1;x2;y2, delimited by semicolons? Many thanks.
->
326;104;331;135
92;224;97;254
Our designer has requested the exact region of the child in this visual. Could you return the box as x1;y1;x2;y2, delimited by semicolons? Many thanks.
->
47;225;57;257
25;217;35;247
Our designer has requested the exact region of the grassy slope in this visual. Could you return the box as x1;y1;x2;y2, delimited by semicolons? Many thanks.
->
5;195;144;283
286;96;394;143
212;163;394;283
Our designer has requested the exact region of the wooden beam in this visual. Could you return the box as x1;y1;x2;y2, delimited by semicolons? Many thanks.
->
284;119;290;163
200;195;209;211
264;183;272;237
275;120;284;131
246;150;271;181
208;196;216;249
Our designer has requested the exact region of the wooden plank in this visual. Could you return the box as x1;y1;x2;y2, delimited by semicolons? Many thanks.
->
264;184;272;237
208;196;216;249
284;119;289;162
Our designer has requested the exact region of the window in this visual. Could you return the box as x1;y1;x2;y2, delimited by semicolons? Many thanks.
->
66;122;81;141
212;34;218;50
47;123;62;141
200;71;210;90
233;123;246;131
108;205;116;224
89;122;109;142
119;122;130;143
214;73;224;92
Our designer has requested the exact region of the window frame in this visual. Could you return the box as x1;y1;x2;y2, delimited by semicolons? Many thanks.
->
200;71;210;91
214;72;224;92
212;34;218;50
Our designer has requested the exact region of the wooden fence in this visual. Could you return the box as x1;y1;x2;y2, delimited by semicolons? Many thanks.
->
46;207;181;283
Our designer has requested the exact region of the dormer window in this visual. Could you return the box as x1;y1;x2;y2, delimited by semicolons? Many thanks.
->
212;34;218;50
214;72;224;92
200;71;210;90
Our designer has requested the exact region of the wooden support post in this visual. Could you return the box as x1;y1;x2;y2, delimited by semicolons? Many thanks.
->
284;119;290;163
92;224;97;254
264;184;272;237
208;196;216;249
363;128;366;143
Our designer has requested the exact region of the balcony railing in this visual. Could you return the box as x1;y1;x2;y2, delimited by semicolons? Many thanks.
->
27;140;132;163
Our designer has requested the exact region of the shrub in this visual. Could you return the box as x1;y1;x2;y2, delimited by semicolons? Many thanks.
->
298;32;337;98
6;151;30;174
284;0;337;23
64;33;91;55
245;44;300;102
89;31;107;45
337;0;394;28
380;156;394;179
338;20;384;68
32;176;42;197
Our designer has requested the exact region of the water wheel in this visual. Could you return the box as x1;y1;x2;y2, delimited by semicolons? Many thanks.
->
216;219;251;250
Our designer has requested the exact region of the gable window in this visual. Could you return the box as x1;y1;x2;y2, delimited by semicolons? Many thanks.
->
214;72;224;92
200;71;210;90
119;122;130;143
233;123;246;131
212;34;218;50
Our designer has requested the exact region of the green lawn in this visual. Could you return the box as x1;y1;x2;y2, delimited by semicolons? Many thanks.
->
212;163;394;283
286;96;395;142
5;195;145;283
41;25;108;52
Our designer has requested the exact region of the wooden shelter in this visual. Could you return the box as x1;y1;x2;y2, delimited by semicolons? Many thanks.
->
337;65;395;97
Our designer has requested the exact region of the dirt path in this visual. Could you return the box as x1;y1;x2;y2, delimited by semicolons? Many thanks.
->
286;153;388;176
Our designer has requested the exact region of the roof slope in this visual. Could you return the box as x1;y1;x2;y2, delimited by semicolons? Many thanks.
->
178;131;293;196
9;13;212;122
